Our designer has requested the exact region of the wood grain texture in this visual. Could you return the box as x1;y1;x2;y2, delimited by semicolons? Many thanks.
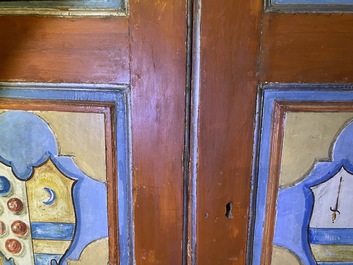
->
0;16;129;83
193;0;262;263
260;13;353;83
261;101;285;265
130;0;187;264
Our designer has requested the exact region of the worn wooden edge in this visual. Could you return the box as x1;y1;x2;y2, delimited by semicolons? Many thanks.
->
0;98;112;113
105;105;120;265
261;101;286;265
188;0;201;263
259;13;353;83
247;86;265;264
280;101;353;112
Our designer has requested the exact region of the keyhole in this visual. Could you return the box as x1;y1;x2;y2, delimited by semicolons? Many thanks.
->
225;202;233;219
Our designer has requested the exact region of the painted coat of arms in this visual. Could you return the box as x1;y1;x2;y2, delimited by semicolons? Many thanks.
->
0;110;109;265
269;119;353;264
251;87;353;265
309;166;353;263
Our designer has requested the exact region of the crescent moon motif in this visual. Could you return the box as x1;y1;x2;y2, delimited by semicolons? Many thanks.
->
43;187;56;206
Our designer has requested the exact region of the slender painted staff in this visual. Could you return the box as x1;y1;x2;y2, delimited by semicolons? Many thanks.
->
330;176;343;223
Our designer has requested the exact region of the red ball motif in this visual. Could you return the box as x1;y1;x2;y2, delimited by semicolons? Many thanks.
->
11;220;27;237
5;238;22;254
7;198;23;214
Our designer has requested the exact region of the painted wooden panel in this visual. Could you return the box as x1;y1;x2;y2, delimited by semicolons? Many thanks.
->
0;83;131;265
251;84;353;265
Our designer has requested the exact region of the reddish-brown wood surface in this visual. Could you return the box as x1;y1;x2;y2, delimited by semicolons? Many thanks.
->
194;0;262;263
260;13;353;83
261;101;285;265
0;16;129;83
130;1;187;264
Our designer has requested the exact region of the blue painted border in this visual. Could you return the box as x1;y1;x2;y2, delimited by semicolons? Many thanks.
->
0;0;122;10
0;82;133;265
251;83;353;265
0;0;127;16
266;0;353;13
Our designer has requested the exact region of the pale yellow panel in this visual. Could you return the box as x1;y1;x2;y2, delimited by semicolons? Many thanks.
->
26;159;75;223
280;113;353;187
67;238;109;265
35;111;106;183
271;245;302;265
311;244;353;262
33;240;71;255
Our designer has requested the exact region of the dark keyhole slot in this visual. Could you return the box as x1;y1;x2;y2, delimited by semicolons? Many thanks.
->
225;202;233;219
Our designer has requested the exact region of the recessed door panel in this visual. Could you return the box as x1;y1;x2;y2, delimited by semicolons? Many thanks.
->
252;84;353;265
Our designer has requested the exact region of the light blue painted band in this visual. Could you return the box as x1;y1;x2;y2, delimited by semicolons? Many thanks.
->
310;228;353;245
317;262;353;265
34;254;62;265
31;222;75;240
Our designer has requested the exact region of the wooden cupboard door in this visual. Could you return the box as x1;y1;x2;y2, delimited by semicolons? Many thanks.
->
0;1;187;264
191;1;353;265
